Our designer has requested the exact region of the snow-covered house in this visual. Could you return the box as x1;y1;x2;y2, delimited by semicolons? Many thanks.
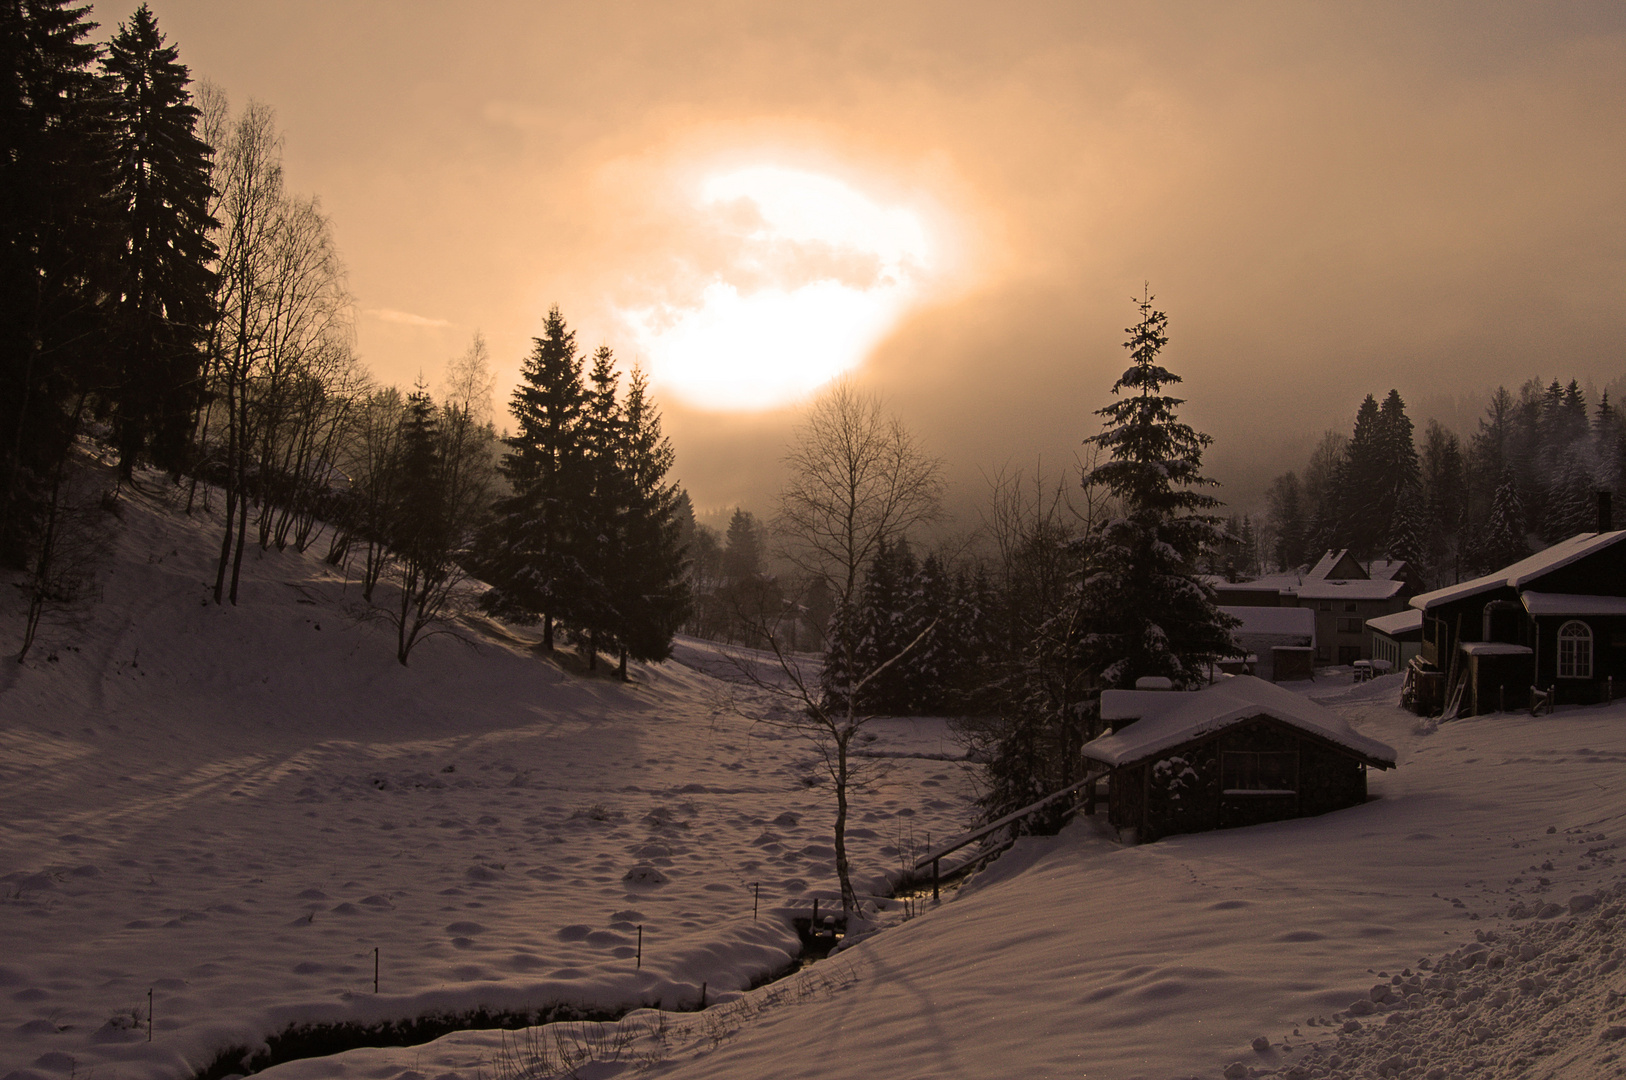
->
1081;676;1397;843
1218;605;1315;681
1211;550;1410;665
1367;608;1423;671
1407;522;1626;716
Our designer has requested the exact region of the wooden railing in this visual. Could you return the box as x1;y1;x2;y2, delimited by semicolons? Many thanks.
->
910;769;1108;900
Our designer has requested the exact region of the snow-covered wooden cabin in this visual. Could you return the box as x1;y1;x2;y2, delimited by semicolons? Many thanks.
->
1407;510;1626;716
1081;676;1396;843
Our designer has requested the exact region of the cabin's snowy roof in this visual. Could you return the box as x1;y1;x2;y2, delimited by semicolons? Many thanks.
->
1368;559;1406;581
1520;592;1626;617
1411;532;1626;611
1085;676;1396;769
1306;550;1352;580
1294;579;1406;601
1211;575;1296;594
1221;606;1315;637
1458;642;1532;656
1367;609;1423;637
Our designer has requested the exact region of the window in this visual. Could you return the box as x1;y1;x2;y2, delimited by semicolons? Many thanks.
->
1344;602;1358;613
1337;617;1363;634
1558;621;1593;679
1318;601;1332;612
1221;751;1297;794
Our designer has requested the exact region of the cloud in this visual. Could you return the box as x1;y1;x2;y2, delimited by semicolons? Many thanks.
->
364;308;453;330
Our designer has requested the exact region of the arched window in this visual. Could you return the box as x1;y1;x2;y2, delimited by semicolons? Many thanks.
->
1558;621;1593;679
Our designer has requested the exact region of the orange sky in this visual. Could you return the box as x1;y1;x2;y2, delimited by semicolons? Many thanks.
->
104;1;1626;522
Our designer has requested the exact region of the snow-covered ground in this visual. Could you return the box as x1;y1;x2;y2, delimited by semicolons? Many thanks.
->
0;483;973;1080
6;482;1626;1080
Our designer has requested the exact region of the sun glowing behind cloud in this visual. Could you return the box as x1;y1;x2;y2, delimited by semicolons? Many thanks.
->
622;165;942;412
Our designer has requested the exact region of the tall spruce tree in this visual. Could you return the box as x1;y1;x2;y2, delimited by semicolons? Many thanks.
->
478;307;587;649
102;4;216;476
610;367;690;675
1377;389;1419;555
722;508;764;584
1336;394;1385;558
1072;290;1238;694
573;345;624;670
0;0;113;565
1420;420;1464;586
1267;472;1307;570
1479;470;1530;572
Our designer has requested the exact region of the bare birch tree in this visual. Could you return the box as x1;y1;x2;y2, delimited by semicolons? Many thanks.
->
755;383;944;914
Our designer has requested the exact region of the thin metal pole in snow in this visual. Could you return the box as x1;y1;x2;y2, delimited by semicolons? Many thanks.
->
374;947;379;993
148;988;153;1042
637;925;642;969
752;882;759;920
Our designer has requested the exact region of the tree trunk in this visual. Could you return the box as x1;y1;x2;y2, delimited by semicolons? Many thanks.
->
833;722;856;914
212;376;237;604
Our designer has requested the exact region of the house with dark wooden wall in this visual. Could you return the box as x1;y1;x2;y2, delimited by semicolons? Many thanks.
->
1081;676;1396;843
1407;511;1626;716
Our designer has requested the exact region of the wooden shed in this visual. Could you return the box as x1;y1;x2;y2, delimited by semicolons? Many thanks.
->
1081;676;1396;843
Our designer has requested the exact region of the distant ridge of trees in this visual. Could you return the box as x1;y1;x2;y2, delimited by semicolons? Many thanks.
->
1262;379;1625;589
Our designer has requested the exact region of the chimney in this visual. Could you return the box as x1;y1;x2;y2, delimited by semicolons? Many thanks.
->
1600;490;1614;533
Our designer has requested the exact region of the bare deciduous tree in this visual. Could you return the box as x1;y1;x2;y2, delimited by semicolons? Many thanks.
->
441;331;497;429
744;383;945;914
775;381;944;612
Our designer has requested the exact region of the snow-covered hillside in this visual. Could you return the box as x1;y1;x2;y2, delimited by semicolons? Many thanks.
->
0;482;973;1080
6;481;1626;1080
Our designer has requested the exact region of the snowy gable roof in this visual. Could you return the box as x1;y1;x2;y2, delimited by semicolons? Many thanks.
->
1306;550;1348;580
1294;578;1405;601
1085;676;1396;769
1366;609;1422;637
1520;592;1626;617
1368;559;1406;582
1212;574;1297;595
1410;531;1626;612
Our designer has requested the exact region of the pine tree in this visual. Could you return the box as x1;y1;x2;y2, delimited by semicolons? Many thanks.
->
572;345;625;670
1377;389;1419;554
1386;482;1426;573
102;4;216;476
0;0;114;565
1073;290;1239;693
1596;392;1621;492
477;307;587;649
722;508;763;584
1336;394;1386;558
1237;515;1259;579
609;366;689;675
1480;470;1530;571
1547;455;1595;541
1267;472;1307;571
1420;420;1464;586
